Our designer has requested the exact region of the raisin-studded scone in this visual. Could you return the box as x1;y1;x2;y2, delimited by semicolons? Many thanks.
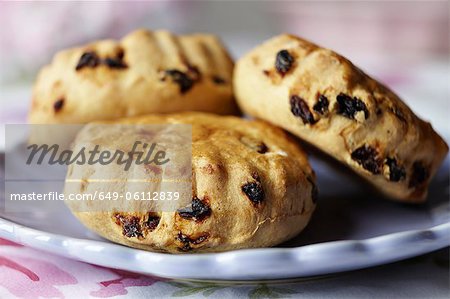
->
29;29;238;125
234;34;448;202
64;112;317;253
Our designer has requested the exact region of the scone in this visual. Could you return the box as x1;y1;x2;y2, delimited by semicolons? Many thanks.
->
234;34;448;202
29;29;238;125
64;112;317;253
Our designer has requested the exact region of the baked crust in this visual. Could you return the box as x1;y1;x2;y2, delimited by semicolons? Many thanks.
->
234;34;448;202
64;112;316;253
29;29;238;125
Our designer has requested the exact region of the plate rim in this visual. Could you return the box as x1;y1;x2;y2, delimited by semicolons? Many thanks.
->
0;216;448;280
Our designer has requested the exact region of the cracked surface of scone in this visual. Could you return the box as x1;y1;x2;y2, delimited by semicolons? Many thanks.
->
29;29;238;125
233;34;448;202
64;112;317;253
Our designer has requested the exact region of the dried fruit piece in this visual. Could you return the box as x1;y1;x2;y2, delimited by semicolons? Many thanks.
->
192;234;209;245
75;51;100;70
242;178;264;205
76;50;127;70
351;145;382;174
240;136;268;154
212;76;226;84
255;143;268;154
53;98;64;112
275;49;294;75
122;219;142;238
176;233;192;251
290;95;316;124
145;214;160;231
336;93;369;120
313;94;329;114
114;214;143;238
104;57;127;69
177;197;211;221
385;158;406;182
176;232;209;251
164;70;194;93
409;162;429;188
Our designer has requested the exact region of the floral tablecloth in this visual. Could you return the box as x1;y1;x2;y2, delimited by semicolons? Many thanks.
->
0;237;448;299
0;4;449;294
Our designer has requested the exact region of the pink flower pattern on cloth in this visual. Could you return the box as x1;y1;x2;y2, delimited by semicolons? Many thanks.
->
0;238;448;298
90;269;161;298
0;238;161;298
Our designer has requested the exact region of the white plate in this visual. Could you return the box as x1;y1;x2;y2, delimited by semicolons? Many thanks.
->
0;145;449;281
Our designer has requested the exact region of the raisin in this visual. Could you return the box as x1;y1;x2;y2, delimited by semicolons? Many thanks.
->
177;197;211;221
242;180;264;204
256;143;268;154
191;234;209;245
313;94;329;114
53;98;64;112
336;93;369;119
351;145;382;174
104;57;127;69
306;176;318;203
145;214;160;231
290;95;316;124
240;136;268;154
116;49;125;60
212;76;226;84
114;214;142;238
409;162;429;188
176;232;209;251
164;70;194;93
385;158;406;182
75;51;100;70
176;233;192;251
275;49;294;75
102;48;127;69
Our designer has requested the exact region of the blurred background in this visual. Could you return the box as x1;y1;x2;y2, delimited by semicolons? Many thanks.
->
0;1;449;146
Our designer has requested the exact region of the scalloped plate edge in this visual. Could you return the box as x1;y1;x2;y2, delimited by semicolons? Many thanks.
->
0;217;449;280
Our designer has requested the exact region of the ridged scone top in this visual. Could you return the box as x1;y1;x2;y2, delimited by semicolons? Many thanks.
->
65;112;317;253
29;29;238;125
234;34;448;202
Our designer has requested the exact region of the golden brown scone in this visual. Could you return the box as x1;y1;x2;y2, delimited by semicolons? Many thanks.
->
64;112;317;253
29;29;238;125
234;34;448;203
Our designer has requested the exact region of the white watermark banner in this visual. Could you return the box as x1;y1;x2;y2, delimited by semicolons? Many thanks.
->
4;124;192;212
